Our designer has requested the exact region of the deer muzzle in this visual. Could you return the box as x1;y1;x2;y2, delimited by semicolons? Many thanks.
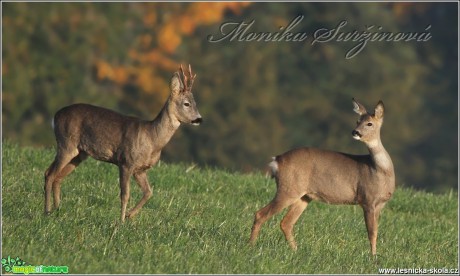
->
352;130;362;140
191;117;203;125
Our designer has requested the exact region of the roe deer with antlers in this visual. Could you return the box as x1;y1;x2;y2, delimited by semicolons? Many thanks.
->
44;65;202;222
249;98;395;255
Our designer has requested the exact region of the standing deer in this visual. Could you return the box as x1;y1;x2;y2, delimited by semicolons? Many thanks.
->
249;98;395;255
44;65;202;222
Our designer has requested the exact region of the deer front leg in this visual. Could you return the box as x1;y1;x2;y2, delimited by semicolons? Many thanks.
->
119;166;132;222
363;206;382;256
126;171;153;219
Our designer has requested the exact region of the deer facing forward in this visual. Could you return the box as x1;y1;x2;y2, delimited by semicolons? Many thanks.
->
249;99;395;255
44;65;202;222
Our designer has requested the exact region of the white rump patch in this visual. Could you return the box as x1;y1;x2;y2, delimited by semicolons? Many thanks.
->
268;157;278;177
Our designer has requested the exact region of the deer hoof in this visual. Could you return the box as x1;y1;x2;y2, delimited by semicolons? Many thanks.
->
126;210;138;219
289;242;298;251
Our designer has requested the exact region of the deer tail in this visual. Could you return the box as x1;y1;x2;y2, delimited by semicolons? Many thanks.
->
268;156;279;178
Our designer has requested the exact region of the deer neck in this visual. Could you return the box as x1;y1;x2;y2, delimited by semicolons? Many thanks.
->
150;99;181;151
366;138;393;173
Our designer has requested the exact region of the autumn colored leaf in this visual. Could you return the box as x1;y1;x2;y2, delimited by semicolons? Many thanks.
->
158;22;181;54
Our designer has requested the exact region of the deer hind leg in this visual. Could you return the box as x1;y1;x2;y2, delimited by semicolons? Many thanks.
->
52;152;88;209
44;147;79;214
280;196;310;250
249;194;297;246
126;171;153;219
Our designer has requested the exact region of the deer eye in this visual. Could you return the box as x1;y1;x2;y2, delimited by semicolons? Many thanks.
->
184;102;190;107
367;122;373;126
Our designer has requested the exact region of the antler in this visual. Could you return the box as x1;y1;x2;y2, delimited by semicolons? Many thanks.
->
188;64;196;89
179;64;196;91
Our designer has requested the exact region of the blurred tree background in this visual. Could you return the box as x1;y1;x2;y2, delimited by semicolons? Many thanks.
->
2;2;458;193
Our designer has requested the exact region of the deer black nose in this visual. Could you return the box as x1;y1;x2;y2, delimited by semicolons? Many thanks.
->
352;130;361;137
192;117;202;125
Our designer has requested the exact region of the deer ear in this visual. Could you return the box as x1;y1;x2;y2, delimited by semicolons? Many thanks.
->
170;72;183;95
352;98;367;115
374;100;384;119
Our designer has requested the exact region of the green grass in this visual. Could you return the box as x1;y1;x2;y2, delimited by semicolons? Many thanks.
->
2;141;458;274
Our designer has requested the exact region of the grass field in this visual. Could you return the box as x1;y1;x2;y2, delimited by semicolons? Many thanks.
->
1;141;458;274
